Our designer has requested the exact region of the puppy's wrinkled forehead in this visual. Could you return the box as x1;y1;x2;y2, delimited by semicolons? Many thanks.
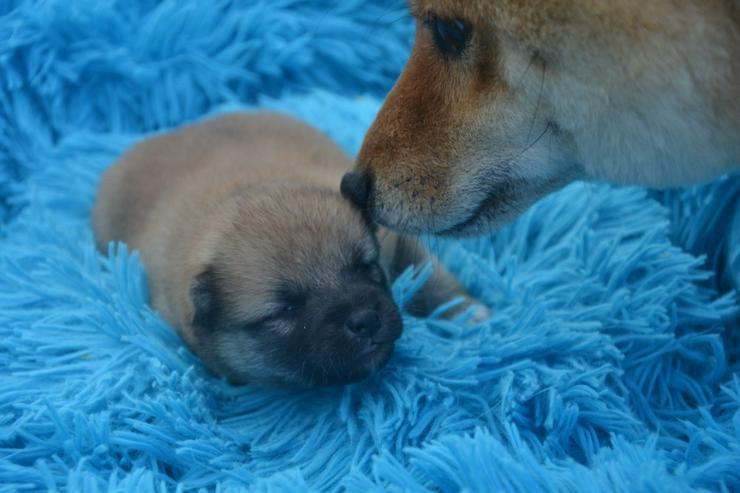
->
212;189;377;318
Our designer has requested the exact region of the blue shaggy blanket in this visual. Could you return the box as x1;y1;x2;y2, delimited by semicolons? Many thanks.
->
1;1;739;491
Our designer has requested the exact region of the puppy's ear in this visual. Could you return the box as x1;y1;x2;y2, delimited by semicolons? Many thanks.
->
190;268;222;330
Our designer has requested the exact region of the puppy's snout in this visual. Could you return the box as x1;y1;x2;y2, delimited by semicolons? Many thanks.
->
340;171;370;209
345;309;381;339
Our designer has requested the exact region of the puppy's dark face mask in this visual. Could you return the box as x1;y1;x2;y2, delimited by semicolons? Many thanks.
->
188;189;403;388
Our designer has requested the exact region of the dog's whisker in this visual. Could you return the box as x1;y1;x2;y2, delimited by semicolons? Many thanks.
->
524;58;547;146
519;122;552;159
514;52;538;89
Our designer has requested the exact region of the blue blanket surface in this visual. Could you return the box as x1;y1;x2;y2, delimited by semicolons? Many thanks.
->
1;1;739;491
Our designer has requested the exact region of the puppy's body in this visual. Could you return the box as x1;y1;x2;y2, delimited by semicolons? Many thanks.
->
94;113;477;388
346;0;740;235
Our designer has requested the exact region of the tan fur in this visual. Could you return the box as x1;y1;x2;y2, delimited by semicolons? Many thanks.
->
94;113;351;344
93;112;483;386
355;0;740;235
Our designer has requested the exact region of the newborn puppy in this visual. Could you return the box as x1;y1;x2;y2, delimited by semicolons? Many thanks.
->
93;113;481;388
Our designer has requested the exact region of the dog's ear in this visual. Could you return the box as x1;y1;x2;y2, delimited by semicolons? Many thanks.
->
190;268;223;330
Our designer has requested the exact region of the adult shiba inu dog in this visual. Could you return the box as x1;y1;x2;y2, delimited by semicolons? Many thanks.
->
93;113;481;388
342;0;740;235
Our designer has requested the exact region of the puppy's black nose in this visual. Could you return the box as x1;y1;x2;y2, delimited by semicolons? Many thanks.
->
345;309;381;339
340;171;370;209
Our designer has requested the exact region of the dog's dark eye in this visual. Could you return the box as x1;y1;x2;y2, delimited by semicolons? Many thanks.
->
425;15;472;57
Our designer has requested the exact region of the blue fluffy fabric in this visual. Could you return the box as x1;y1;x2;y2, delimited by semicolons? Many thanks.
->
1;1;738;491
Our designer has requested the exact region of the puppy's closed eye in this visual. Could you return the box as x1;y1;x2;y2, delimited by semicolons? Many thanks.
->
237;290;307;331
273;289;307;319
191;268;223;330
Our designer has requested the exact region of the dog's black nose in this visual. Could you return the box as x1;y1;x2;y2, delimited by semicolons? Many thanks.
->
340;171;370;209
345;309;381;339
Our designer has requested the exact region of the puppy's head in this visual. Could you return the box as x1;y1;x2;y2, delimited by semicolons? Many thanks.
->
346;1;585;235
188;188;402;388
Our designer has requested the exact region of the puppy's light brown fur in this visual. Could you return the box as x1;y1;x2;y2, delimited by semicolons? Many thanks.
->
355;0;740;235
95;114;351;342
93;112;480;387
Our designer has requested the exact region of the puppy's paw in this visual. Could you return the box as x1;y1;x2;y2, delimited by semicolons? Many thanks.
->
437;296;491;324
468;303;492;324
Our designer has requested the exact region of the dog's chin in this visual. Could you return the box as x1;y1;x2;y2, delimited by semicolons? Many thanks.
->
346;341;396;382
371;211;439;236
367;192;468;235
370;186;523;237
307;341;397;387
437;210;514;236
437;194;526;236
371;172;576;236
